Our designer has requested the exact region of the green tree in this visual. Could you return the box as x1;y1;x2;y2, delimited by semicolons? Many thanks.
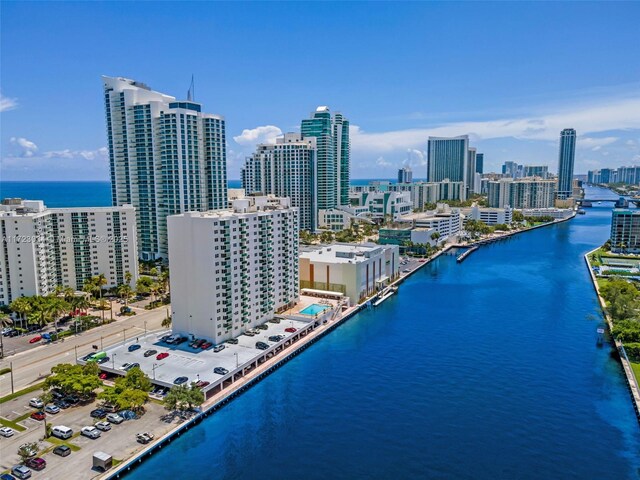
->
99;367;152;413
512;210;525;222
17;442;38;463
44;363;102;395
163;384;204;412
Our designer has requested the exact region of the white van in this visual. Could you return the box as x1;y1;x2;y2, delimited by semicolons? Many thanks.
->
52;425;73;439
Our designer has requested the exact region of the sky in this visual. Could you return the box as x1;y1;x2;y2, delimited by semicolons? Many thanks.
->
1;1;639;182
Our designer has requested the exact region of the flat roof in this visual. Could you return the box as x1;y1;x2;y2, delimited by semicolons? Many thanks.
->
300;243;386;264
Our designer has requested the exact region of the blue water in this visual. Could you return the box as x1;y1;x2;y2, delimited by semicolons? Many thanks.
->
0;179;407;208
123;185;639;479
300;304;330;316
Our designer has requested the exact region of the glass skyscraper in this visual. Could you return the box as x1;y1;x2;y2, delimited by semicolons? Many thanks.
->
556;128;576;200
301;107;350;209
426;136;469;201
103;76;227;260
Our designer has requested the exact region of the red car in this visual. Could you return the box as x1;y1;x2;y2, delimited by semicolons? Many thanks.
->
156;352;169;360
31;411;46;421
285;327;297;333
26;457;46;470
200;342;212;350
29;336;42;343
195;380;210;388
99;373;108;380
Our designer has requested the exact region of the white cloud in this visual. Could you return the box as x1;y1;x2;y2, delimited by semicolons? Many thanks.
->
375;156;392;167
0;93;18;112
350;95;640;155
233;125;282;146
10;137;38;157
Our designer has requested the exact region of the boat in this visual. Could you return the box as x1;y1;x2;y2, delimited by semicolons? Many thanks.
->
577;209;586;215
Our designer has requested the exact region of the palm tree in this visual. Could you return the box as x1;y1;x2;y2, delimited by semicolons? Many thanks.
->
9;297;32;329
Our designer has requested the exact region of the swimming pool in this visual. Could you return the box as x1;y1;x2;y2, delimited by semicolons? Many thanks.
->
299;304;330;316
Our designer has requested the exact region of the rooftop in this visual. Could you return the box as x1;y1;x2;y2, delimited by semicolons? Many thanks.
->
300;242;387;264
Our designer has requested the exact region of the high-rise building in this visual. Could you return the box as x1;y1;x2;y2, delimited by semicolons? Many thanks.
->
466;147;477;196
610;209;640;253
0;199;138;305
523;165;549;179
475;153;484;174
301;107;350;208
103;76;227;260
168;196;299;344
398;166;413;184
242;133;318;231
487;178;556;209
426;136;469;201
556;128;576;200
502;161;524;178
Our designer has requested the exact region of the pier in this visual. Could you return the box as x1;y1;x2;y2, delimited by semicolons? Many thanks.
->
456;246;478;263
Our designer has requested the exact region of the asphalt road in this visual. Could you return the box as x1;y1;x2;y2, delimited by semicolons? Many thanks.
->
0;306;171;398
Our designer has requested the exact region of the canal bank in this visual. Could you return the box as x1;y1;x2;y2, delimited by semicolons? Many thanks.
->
584;248;640;422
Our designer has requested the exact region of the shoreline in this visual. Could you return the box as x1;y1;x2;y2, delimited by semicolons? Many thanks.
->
584;248;640;423
101;217;571;479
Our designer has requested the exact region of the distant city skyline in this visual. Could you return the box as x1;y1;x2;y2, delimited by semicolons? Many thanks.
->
1;2;639;181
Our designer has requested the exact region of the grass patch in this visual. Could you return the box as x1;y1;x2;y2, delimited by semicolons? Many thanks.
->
0;382;45;404
0;367;11;375
0;416;27;432
112;458;123;466
631;362;640;387
45;435;81;451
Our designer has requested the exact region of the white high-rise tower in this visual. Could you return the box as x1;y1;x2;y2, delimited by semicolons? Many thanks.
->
103;76;227;260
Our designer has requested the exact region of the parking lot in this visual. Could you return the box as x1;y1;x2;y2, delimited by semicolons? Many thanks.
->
92;317;313;395
0;390;181;479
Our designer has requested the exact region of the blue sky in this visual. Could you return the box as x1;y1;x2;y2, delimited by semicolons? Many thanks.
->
1;1;639;181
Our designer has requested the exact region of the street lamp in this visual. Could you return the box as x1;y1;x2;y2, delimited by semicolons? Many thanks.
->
144;321;147;337
152;363;158;380
234;352;239;370
100;336;103;351
112;353;116;370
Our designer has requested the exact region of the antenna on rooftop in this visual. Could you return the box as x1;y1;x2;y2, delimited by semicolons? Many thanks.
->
187;74;195;101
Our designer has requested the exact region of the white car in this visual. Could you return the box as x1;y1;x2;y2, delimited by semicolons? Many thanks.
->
106;413;124;424
28;398;44;409
0;427;15;437
95;421;111;431
81;426;101;439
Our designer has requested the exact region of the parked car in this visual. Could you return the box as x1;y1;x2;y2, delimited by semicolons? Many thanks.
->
54;399;70;409
106;413;124;424
51;426;73;439
173;376;188;385
285;327;297;333
213;367;229;375
257;324;268;330
268;318;281;324
53;445;71;457
143;349;157;357
25;458;45;471
6;329;20;337
124;363;140;371
99;373;109;380
95;421;111;431
30;411;46;421
90;409;107;419
0;427;15;437
226;338;239;345
243;331;255;337
128;344;141;352
175;336;188;344
268;335;283;342
11;465;31;479
51;388;64;400
44;404;60;414
156;352;169;360
1;327;13;335
81;426;101;439
18;443;37;456
28;398;44;409
200;342;213;350
97;356;110;365
63;395;80;405
28;336;42;344
159;334;172;343
255;341;269;350
136;432;154;444
102;404;118;413
194;380;210;388
0;473;15;480
213;344;225;353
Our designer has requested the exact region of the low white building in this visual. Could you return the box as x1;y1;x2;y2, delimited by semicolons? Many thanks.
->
0;199;138;305
299;243;399;304
168;196;299;344
400;204;463;240
348;191;412;221
463;205;513;225
521;208;573;220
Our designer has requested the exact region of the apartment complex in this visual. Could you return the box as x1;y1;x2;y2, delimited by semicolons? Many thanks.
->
103;76;227;260
556;128;576;200
398;167;413;184
348;191;412;221
299;243;399;303
401;205;464;240
487;178;556;209
301;106;350;208
0;199;138;305
463;205;513;225
588;166;640;185
242;133;318;231
610;209;640;253
168;197;299;344
523;165;549;179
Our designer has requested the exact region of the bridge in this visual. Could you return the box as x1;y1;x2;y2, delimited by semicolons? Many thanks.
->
578;198;640;207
